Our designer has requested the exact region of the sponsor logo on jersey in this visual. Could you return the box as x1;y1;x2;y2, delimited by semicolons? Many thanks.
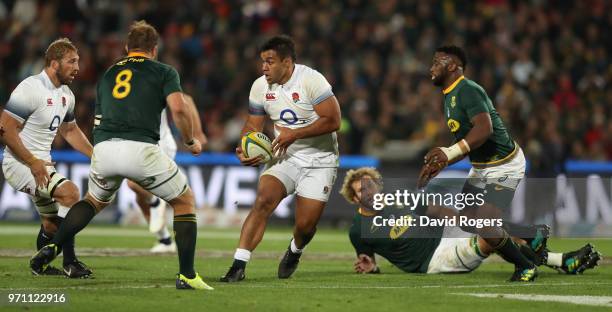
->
389;215;412;239
47;98;53;106
265;92;276;101
447;119;460;133
451;96;457;108
292;92;300;103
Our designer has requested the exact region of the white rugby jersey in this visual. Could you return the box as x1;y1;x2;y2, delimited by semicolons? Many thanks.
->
249;64;338;167
159;108;177;154
2;70;76;162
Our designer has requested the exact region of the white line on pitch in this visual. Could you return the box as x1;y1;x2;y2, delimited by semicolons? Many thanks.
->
457;293;612;307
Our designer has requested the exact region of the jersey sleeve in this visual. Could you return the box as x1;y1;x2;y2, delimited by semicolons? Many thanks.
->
162;66;183;98
305;70;334;106
248;78;266;115
349;221;374;257
4;83;37;123
459;85;490;119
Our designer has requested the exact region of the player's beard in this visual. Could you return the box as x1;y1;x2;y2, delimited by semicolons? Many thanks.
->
57;64;76;85
432;73;445;87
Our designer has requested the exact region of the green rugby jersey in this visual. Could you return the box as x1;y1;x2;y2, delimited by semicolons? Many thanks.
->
348;207;443;273
94;52;182;145
443;76;517;166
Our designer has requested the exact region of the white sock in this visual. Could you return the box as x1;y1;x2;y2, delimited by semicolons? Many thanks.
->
547;252;563;266
58;205;70;218
290;238;303;254
156;226;171;241
234;248;251;262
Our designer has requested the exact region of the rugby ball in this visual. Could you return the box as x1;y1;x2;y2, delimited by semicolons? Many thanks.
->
241;132;273;163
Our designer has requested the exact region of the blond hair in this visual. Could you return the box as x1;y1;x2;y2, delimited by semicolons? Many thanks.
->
339;167;383;204
45;38;77;67
127;20;159;52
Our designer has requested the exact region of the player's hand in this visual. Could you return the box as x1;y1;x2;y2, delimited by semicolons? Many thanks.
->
29;159;53;190
271;126;298;158
185;138;202;156
417;148;448;189
424;147;449;165
235;146;264;167
354;254;376;274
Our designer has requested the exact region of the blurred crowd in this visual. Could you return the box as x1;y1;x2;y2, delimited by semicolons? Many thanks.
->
1;0;611;173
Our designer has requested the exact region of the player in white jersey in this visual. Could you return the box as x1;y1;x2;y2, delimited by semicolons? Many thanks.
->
126;94;206;253
0;38;94;278
221;35;341;282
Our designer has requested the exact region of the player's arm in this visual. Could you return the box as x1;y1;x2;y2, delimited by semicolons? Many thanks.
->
167;92;201;155
0;111;52;188
183;94;207;145
237;78;268;166
425;87;492;165
59;121;93;158
349;225;380;274
272;96;341;156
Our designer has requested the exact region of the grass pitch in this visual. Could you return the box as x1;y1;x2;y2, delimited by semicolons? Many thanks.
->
0;223;610;311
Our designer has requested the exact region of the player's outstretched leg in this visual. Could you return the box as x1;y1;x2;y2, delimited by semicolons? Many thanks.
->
462;205;537;282
169;188;213;290
545;244;602;274
220;176;285;283
278;196;326;279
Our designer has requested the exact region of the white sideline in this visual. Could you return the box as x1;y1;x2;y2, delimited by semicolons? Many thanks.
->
457;293;612;307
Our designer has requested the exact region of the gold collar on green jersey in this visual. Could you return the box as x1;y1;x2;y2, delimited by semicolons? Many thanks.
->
358;207;377;217
127;52;150;58
443;75;465;94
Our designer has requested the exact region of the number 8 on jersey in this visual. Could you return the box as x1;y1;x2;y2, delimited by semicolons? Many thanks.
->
112;69;132;99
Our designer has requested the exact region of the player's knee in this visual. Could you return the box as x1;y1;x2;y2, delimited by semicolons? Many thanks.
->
169;189;195;214
295;218;317;234
253;193;280;213
55;182;80;207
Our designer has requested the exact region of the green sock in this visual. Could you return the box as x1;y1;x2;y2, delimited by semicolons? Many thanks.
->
51;200;96;247
173;214;197;279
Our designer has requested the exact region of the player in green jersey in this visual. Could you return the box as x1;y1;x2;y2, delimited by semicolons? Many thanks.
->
419;46;540;281
342;168;601;275
30;21;212;290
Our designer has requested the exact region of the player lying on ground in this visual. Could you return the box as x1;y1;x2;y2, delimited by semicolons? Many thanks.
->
30;21;212;290
126;93;206;254
341;168;602;276
221;35;341;282
0;38;93;278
